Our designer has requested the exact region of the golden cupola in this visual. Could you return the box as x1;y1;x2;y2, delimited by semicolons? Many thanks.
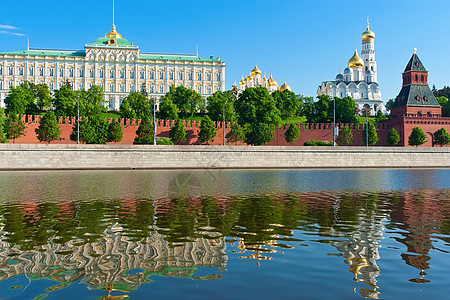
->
348;48;364;68
268;74;278;86
251;65;262;76
279;81;291;92
105;24;122;39
361;21;375;40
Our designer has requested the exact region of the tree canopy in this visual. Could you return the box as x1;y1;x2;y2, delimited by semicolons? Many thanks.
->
284;123;299;144
4;114;26;143
433;127;449;147
198;115;217;144
362;122;379;146
134;118;154;145
165;85;202;118
235;87;281;125
206;91;236;122
119;91;153;120
35;111;61;143
169;119;188;144
70;116;109;144
272;90;300;118
158;95;179;120
408;127;427;147
387;128;400;146
336;126;353;145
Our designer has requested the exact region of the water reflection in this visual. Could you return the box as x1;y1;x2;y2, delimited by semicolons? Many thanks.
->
0;170;449;299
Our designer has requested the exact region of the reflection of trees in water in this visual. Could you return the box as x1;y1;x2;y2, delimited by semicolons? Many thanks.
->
0;189;449;298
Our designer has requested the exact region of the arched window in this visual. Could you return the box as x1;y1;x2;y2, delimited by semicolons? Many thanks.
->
421;75;424;82
415;74;418;81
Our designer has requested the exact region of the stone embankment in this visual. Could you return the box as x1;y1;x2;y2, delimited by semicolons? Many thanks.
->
0;144;448;170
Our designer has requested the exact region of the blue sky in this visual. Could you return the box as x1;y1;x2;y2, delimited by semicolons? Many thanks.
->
1;0;449;102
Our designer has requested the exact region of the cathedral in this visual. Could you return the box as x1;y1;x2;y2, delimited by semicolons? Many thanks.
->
232;65;291;94
317;20;386;115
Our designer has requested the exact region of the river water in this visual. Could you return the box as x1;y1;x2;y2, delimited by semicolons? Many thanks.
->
0;169;449;299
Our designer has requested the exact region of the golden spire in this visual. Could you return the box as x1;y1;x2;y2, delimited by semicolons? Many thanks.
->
362;17;375;40
105;24;122;39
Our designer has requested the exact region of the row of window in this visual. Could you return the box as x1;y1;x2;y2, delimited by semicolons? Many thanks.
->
0;66;222;81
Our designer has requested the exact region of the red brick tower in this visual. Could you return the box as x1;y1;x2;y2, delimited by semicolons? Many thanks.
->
388;49;449;146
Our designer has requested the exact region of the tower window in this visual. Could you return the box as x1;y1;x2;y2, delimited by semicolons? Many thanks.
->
421;75;424;82
415;74;418;81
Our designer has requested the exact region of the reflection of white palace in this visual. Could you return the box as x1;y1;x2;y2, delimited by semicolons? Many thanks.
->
0;24;226;111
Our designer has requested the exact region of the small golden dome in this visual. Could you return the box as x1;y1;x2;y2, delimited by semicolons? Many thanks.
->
279;82;291;92
250;65;262;76
348;48;364;68
262;75;267;81
239;79;245;85
362;24;375;40
232;84;239;91
268;74;278;86
105;24;122;39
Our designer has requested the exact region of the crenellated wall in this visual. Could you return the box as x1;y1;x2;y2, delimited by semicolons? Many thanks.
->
9;115;403;147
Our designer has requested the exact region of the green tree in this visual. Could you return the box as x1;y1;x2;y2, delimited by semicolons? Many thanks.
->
35;111;61;143
374;110;387;123
166;85;202;118
408;127;427;147
226;123;244;145
245;123;274;146
198;115;217;144
206;91;235;122
336;126;353;145
362;122;379;146
4;114;26;143
387;128;401;146
335;97;358;123
436;96;450;117
0;108;10;143
159;95;178;120
284;123;299;144
119;91;152;120
79;85;106;117
385;98;395;111
133;118;154;144
53;83;77;117
433;127;449;147
169;119;188;144
299;95;315;121
235;87;281;125
313;94;331;123
108;120;123;143
34;83;52;111
272;90;300;118
69;116;109;144
4;83;33;115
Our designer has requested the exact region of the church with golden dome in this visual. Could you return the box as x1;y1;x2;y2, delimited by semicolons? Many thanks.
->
232;65;291;94
317;19;386;115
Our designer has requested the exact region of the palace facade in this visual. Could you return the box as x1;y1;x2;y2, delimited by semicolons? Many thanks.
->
317;20;386;115
0;25;226;110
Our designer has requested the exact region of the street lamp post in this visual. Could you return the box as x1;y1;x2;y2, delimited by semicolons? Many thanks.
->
333;97;336;147
77;98;79;144
365;108;369;147
223;100;226;146
153;98;156;146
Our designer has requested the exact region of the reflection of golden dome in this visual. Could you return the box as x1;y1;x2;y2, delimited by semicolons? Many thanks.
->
268;74;278;86
250;65;262;76
348;48;364;68
279;82;291;92
105;25;122;39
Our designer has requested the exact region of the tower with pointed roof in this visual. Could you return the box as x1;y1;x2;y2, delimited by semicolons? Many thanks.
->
317;19;385;116
391;49;441;117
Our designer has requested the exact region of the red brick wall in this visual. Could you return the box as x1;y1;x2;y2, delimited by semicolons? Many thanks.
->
9;115;450;147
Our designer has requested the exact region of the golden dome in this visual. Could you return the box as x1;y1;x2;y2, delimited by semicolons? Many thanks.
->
250;65;262;76
239;79;245;85
262;75;267;81
268;74;278;86
232;84;239;91
348;48;364;68
105;25;122;39
279;82;291;92
362;22;375;40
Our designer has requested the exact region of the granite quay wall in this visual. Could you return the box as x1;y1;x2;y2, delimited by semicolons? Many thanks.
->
0;144;448;170
11;115;396;147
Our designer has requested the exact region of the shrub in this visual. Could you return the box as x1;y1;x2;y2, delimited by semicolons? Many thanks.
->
304;140;334;146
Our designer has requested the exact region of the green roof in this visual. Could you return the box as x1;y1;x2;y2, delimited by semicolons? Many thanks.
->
139;53;219;62
0;49;85;57
91;37;133;47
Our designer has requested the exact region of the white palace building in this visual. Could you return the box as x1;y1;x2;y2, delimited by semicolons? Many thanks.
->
317;20;387;115
0;24;226;110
